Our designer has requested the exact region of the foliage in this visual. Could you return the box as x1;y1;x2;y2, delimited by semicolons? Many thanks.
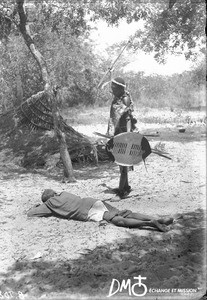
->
0;23;101;111
139;0;206;62
0;37;42;106
0;1;102;111
1;0;205;59
36;27;100;107
96;0;205;63
87;0;206;62
121;61;206;109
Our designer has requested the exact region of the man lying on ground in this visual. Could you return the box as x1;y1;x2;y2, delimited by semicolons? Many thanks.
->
27;189;174;232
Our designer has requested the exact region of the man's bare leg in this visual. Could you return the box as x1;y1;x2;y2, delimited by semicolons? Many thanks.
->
126;212;173;225
110;167;131;202
157;217;174;225
110;216;168;232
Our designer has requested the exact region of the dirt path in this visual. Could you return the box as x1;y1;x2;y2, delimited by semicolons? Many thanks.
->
0;122;206;300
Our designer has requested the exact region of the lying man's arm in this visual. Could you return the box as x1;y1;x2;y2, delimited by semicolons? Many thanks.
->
27;203;53;217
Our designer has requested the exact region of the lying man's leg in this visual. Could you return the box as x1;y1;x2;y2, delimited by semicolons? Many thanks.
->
110;216;167;232
126;212;173;225
103;204;172;230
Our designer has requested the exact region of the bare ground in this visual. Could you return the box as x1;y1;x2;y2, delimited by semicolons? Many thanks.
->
0;108;206;300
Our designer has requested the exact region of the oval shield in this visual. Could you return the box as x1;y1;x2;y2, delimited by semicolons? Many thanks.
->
109;132;151;166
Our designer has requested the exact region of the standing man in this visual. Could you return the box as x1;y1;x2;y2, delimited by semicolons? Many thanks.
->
107;77;137;200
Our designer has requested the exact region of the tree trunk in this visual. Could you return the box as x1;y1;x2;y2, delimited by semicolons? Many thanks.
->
60;131;76;182
52;89;76;182
16;0;76;181
15;71;23;105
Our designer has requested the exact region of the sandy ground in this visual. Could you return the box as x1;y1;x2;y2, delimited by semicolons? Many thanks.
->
0;115;206;300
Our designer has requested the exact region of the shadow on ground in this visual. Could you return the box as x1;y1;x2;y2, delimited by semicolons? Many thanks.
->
0;209;206;299
0;161;118;182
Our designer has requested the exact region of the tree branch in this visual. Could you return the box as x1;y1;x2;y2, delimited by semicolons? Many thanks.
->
16;0;50;88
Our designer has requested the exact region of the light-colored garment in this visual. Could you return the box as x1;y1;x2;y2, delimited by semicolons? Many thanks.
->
87;201;108;222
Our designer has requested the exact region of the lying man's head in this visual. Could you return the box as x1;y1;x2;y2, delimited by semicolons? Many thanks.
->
41;189;56;202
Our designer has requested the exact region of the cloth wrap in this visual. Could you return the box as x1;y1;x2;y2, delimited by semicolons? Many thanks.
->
103;202;132;222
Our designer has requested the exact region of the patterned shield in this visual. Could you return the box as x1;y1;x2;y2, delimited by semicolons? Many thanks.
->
106;132;151;166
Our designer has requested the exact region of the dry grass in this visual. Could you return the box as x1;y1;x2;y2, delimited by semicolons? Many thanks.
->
61;106;206;126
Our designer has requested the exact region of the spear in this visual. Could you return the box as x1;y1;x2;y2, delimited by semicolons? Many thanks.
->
97;37;134;89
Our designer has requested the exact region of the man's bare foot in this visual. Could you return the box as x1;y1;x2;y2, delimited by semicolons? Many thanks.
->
62;177;77;183
152;220;168;232
111;188;120;194
158;217;174;225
